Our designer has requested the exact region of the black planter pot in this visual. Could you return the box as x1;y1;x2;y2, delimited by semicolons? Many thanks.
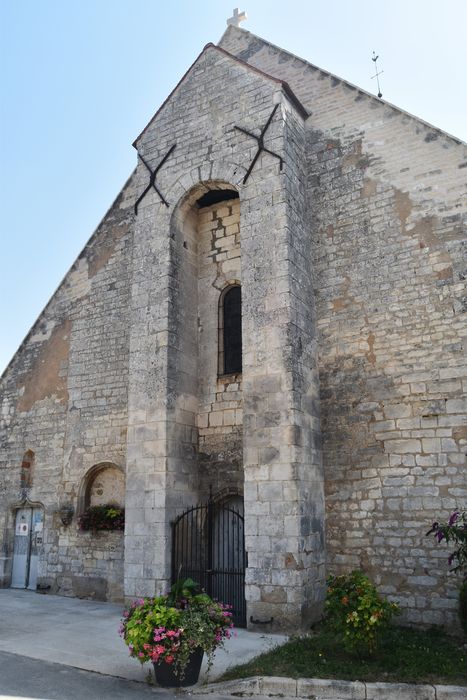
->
153;647;204;687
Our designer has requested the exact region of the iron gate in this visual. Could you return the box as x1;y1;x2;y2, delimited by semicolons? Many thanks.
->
171;496;246;627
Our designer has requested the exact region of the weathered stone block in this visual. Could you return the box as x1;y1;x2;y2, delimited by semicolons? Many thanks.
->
297;678;365;699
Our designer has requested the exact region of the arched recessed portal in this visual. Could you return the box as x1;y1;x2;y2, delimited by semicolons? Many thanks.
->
168;181;246;623
169;181;244;500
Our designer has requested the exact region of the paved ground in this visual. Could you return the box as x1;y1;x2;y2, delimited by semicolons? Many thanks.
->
0;650;238;700
0;590;287;686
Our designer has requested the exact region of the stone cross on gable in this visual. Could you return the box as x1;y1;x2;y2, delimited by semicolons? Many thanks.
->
227;8;247;27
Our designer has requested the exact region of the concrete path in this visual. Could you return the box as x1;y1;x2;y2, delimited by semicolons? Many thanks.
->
0;590;287;685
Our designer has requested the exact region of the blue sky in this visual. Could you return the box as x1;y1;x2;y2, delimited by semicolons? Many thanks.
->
1;0;466;374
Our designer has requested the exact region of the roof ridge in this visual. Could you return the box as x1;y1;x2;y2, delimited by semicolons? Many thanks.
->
219;25;465;146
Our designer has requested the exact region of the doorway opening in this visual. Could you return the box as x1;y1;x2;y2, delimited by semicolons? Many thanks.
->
171;493;246;626
11;506;44;590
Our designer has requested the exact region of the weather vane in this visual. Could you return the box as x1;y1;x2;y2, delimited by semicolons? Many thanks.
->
371;51;383;98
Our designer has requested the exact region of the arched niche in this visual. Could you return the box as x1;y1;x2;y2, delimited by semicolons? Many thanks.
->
168;180;244;502
78;462;125;513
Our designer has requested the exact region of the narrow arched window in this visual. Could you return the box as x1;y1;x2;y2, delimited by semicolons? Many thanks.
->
221;285;242;375
20;450;35;489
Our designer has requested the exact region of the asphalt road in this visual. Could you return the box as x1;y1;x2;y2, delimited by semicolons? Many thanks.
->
0;650;231;700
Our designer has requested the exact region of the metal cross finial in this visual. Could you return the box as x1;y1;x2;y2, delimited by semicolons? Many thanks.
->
227;8;247;27
371;51;383;99
234;104;283;184
134;144;176;214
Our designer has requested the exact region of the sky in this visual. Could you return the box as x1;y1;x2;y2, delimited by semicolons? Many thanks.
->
1;0;466;375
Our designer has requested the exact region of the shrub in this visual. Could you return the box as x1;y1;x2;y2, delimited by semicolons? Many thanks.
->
325;570;399;655
427;509;467;634
79;504;124;531
426;509;467;574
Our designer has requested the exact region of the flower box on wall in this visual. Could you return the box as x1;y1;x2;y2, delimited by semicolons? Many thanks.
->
78;504;125;532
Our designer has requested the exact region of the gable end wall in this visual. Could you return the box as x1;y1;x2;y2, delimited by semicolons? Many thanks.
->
220;27;467;628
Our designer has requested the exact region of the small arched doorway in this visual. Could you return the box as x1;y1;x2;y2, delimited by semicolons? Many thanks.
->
171;492;246;626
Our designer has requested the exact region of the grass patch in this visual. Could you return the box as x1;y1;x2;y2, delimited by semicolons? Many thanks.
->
221;625;467;686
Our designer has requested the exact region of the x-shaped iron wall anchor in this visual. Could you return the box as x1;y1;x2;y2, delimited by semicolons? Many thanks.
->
234;104;283;184
134;144;176;214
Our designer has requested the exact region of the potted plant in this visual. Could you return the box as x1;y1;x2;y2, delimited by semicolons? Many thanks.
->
119;578;234;686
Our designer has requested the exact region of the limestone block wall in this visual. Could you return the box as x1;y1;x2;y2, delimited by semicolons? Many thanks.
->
0;175;136;599
197;199;243;496
44;527;124;601
220;26;467;627
240;98;324;629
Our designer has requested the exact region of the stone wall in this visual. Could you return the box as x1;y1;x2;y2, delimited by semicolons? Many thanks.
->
42;525;124;602
220;25;467;628
197;199;243;497
0;175;136;599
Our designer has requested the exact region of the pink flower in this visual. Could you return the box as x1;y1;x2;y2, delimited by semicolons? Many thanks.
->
165;655;174;664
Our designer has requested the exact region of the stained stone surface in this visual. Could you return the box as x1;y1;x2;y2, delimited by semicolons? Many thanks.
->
0;27;465;631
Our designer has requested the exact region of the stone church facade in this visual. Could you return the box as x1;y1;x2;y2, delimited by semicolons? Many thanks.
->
0;25;465;631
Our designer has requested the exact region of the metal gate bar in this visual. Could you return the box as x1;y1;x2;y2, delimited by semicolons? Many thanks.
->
172;495;246;627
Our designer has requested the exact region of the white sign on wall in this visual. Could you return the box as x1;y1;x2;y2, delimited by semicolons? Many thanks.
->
16;523;29;536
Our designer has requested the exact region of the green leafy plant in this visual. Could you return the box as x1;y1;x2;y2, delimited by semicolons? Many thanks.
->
427;510;467;573
119;578;234;680
325;570;399;655
427;509;467;634
78;504;124;531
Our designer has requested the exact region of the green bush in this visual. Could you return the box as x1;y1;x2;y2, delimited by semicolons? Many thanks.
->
325;570;399;655
426;509;467;634
426;510;467;573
